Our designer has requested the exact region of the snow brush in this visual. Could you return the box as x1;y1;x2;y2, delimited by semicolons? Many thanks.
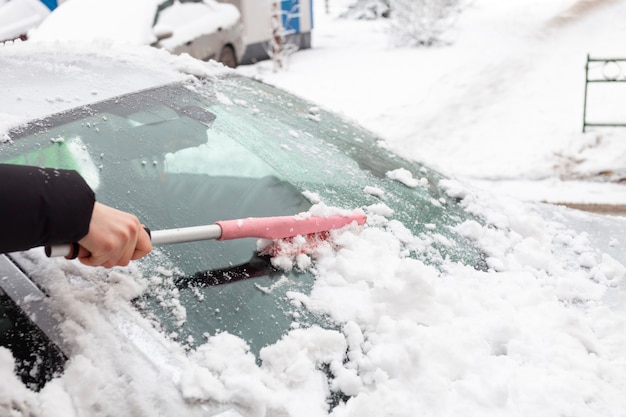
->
45;212;367;259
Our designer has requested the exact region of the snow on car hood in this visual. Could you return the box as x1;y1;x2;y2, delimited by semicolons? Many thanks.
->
4;179;626;417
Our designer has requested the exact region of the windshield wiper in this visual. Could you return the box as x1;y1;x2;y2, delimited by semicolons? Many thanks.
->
174;254;281;288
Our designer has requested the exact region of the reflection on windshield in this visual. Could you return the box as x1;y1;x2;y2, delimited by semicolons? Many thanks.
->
164;131;277;178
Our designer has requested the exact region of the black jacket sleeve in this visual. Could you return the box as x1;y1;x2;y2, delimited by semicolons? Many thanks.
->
0;164;95;253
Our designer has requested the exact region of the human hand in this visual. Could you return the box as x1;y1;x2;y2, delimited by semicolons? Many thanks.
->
76;202;152;268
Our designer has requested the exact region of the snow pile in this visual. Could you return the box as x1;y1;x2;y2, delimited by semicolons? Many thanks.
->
169;175;624;417
181;182;626;417
294;181;626;416
2;177;626;416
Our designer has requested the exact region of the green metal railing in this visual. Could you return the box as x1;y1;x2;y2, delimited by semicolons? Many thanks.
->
582;55;626;132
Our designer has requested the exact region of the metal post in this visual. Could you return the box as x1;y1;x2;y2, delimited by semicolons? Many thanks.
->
582;56;626;132
582;54;590;133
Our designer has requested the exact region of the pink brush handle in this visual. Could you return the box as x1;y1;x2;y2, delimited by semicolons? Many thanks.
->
216;212;367;241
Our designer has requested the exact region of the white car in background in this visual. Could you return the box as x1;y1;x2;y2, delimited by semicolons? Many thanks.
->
30;0;245;67
0;0;54;41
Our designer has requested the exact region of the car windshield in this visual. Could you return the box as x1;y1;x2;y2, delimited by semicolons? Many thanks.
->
2;75;484;355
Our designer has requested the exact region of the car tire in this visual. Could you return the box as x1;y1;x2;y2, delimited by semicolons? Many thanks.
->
218;45;237;68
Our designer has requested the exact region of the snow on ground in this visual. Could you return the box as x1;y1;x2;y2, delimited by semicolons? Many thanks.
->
237;0;626;206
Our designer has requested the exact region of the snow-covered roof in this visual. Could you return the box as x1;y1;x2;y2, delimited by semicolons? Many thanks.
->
30;0;159;45
0;40;225;133
0;0;50;41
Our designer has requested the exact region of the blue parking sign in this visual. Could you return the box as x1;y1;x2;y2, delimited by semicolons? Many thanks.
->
281;0;300;34
38;0;58;11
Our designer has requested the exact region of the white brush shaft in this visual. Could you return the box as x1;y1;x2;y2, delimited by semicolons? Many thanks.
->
150;225;222;245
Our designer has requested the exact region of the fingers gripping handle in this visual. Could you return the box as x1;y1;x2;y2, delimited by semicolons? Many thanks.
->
45;227;155;259
45;225;222;259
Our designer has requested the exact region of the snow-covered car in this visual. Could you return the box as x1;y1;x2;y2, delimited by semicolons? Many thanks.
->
30;0;244;67
0;0;54;41
2;40;626;416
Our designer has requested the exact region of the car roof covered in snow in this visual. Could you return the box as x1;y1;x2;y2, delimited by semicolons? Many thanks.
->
0;40;226;134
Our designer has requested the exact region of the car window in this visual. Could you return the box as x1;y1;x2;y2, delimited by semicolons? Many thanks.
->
154;0;174;26
2;76;484;358
0;287;66;390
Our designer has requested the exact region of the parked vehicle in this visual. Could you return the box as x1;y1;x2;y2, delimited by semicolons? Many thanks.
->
30;0;245;67
0;0;56;41
218;0;313;64
1;41;626;416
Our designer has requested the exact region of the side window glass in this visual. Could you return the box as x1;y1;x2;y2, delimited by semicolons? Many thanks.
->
0;288;66;391
154;0;175;26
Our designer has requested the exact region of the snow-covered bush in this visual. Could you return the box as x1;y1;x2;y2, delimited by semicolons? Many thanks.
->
341;0;464;47
389;0;463;46
340;0;390;19
267;0;300;71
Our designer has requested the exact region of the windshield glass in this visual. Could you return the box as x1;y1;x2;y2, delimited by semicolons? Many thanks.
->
2;76;483;355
